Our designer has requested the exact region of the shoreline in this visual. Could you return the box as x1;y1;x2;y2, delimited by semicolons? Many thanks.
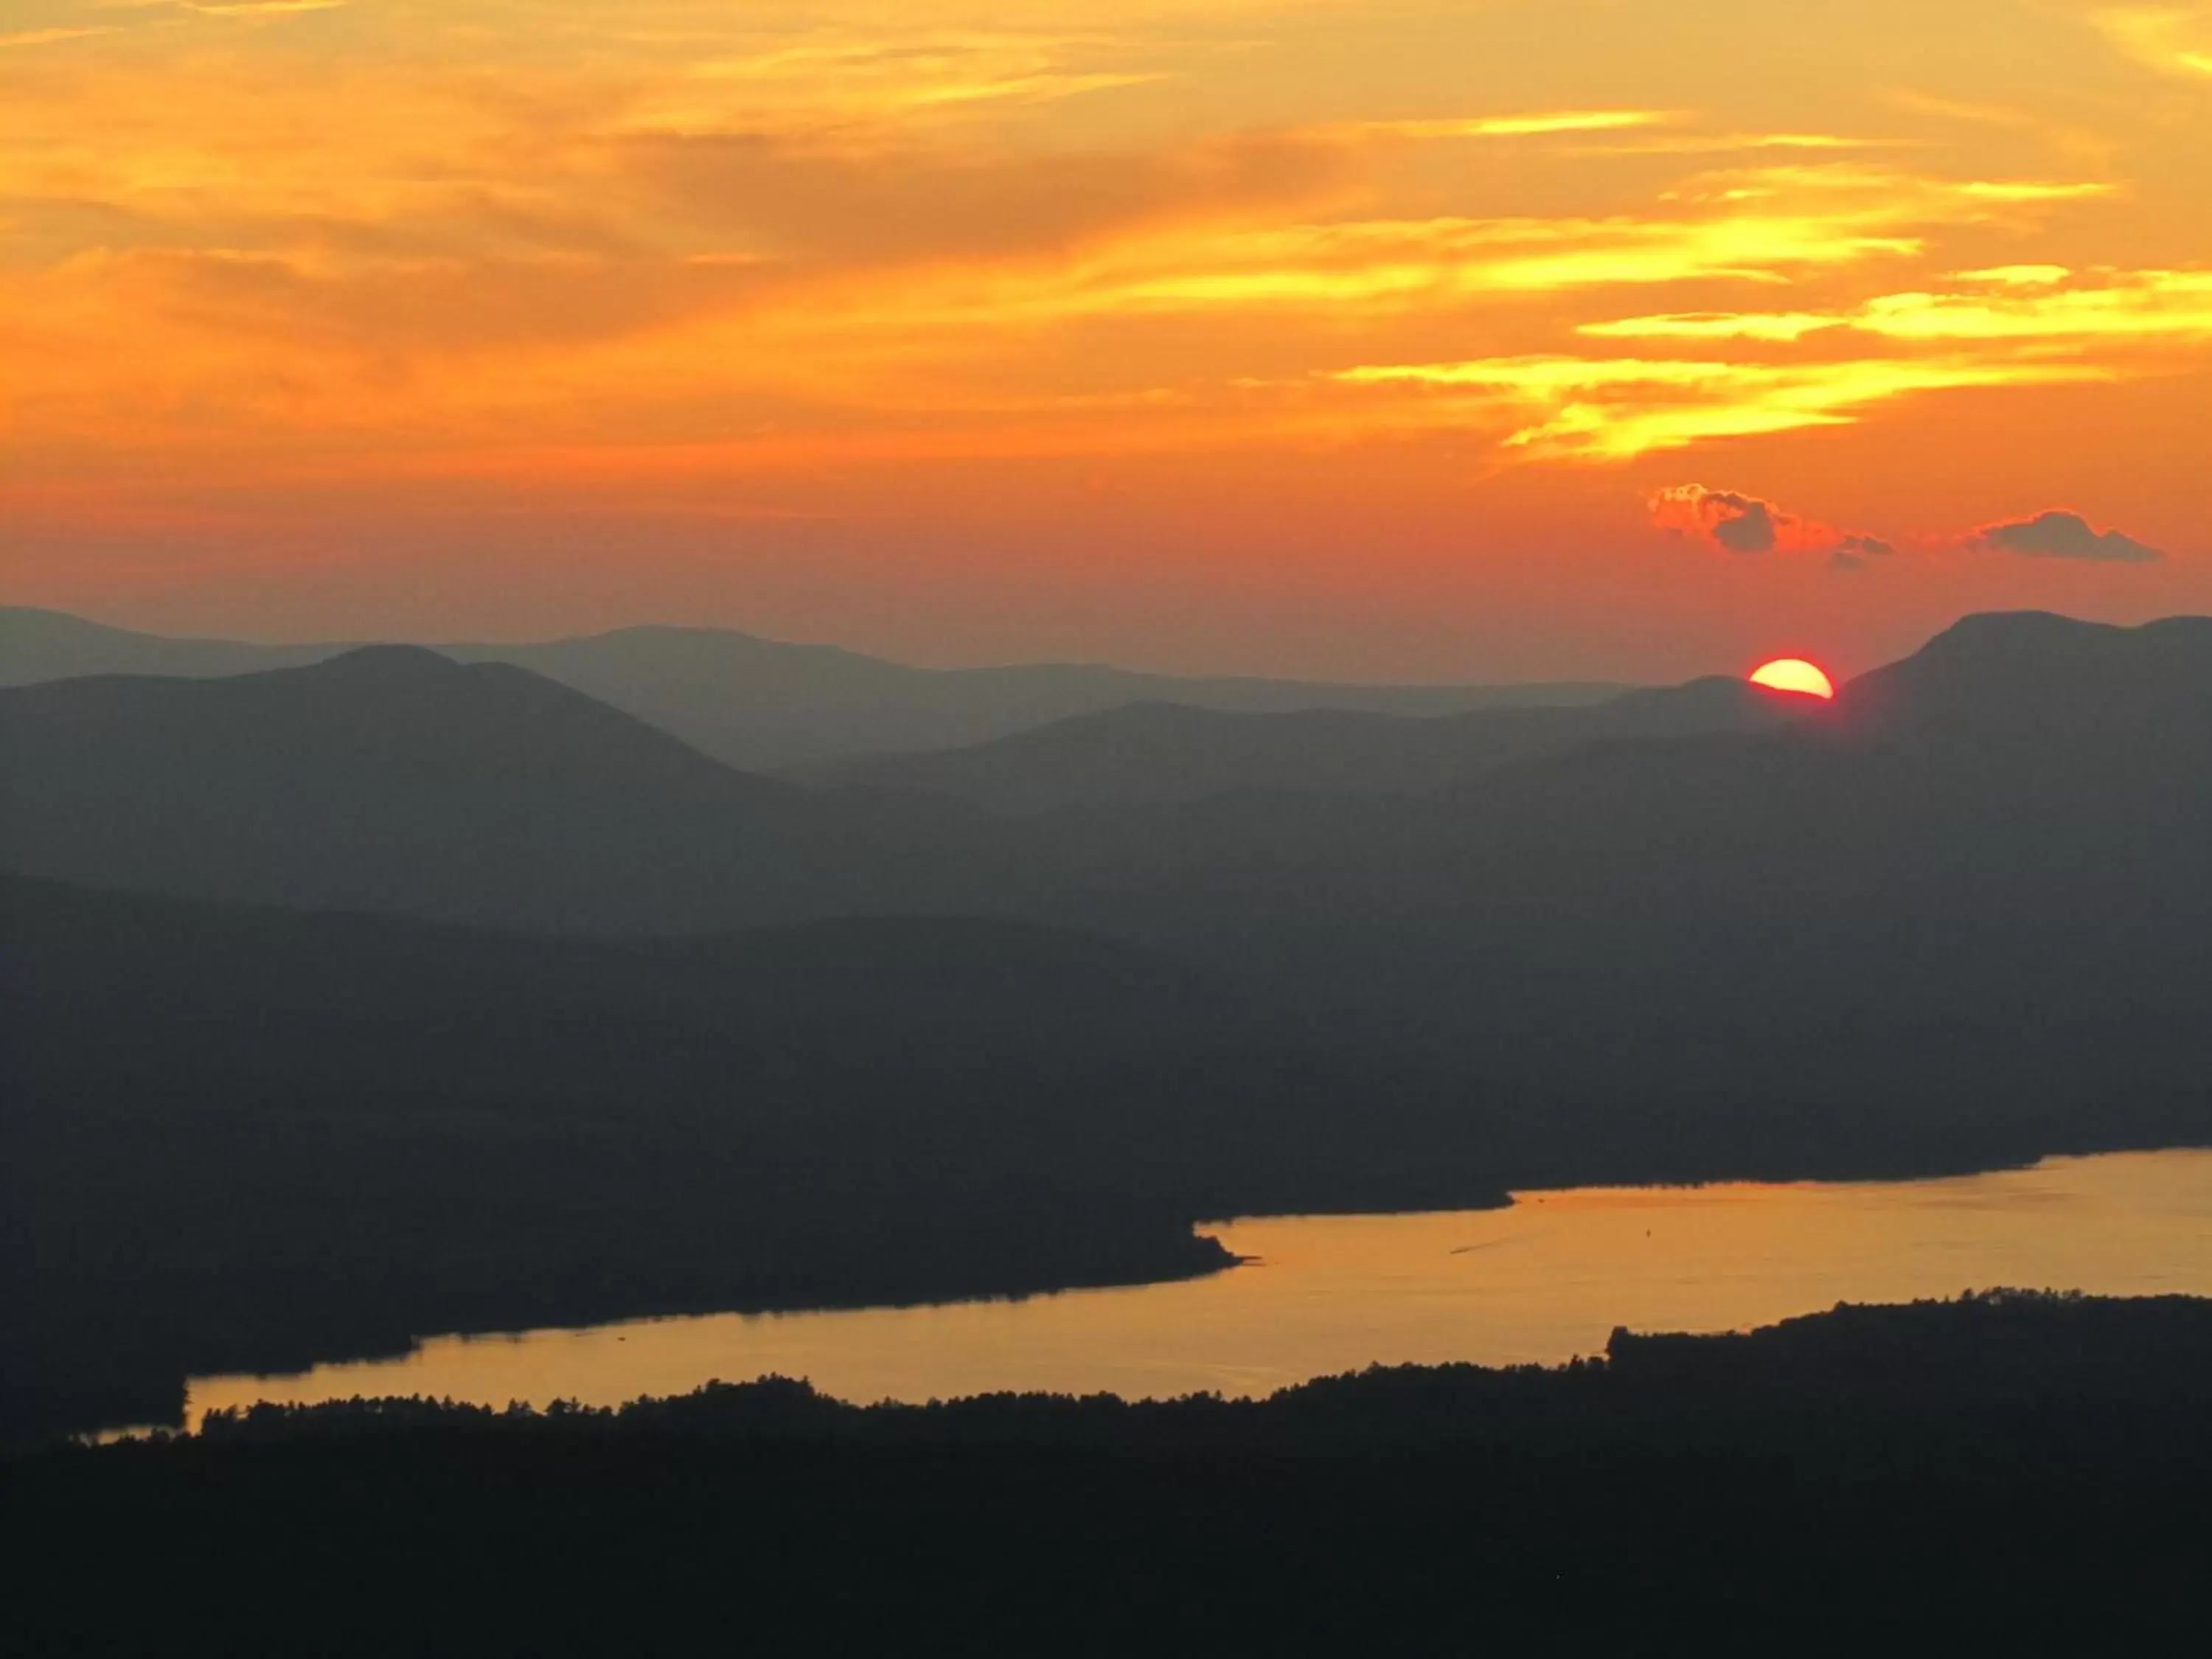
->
77;1141;2212;1446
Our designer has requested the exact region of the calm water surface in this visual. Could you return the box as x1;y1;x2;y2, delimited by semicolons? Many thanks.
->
184;1150;2212;1428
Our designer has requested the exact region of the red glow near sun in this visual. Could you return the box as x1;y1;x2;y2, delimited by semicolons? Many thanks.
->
1748;658;1836;700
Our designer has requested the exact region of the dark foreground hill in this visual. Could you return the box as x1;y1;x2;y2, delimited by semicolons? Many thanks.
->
793;674;1798;811
0;605;1621;768
0;877;1499;1443
9;851;2207;1447
10;1293;2208;1654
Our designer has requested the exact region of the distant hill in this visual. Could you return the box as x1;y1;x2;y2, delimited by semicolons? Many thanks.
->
0;639;1773;933
446;626;1630;771
1036;611;2212;1171
792;675;1801;812
1846;608;2212;746
0;606;1627;769
6;608;2208;1147
0;606;338;683
0;647;994;932
12;613;2212;1074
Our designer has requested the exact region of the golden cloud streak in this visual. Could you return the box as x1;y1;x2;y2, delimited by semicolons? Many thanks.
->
1571;133;1907;157
1;27;116;48
1357;110;1669;139
630;30;1169;131
1333;355;2107;460
1951;265;2073;285
2;1;2198;507
978;164;2110;323
2093;5;2212;77
1859;271;2212;340
1587;269;2212;347
1579;313;1843;341
183;1;350;14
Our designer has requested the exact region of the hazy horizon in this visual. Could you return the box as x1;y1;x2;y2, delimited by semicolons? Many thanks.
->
1;597;1641;685
19;594;2209;689
9;1;2211;681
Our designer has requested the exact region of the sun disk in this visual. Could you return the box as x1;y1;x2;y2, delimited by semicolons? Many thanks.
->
1749;658;1835;699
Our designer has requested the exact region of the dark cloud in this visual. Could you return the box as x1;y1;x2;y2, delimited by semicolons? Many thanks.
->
1657;489;2162;574
1649;484;1795;552
1976;511;2163;563
1708;493;1777;553
1649;484;1871;561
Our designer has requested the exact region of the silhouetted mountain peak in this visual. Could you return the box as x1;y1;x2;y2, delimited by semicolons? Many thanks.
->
1844;611;2212;741
1913;610;2129;669
258;645;732;737
0;643;984;933
532;623;884;670
0;603;94;634
218;645;669;742
299;644;466;681
0;605;343;689
1877;609;2212;679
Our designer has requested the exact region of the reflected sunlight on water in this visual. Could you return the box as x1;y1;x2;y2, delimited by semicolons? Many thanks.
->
184;1150;2212;1427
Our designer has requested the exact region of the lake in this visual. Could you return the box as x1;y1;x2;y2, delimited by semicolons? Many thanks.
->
181;1149;2212;1428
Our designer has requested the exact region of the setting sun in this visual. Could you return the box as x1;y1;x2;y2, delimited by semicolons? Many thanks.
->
2;0;2201;673
1749;658;1837;700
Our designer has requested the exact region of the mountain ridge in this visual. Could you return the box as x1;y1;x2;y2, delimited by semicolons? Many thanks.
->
790;673;1806;812
0;646;992;932
0;605;1629;769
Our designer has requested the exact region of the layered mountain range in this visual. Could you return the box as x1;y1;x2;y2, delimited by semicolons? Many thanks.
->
5;605;2210;1439
0;605;1621;771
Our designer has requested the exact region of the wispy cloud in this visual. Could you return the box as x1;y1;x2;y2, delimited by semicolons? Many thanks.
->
1333;355;2101;461
1571;132;1910;157
1032;162;2112;319
631;32;1168;131
1579;312;1843;342
1649;484;1896;560
181;1;350;14
1585;267;2212;346
1976;509;2163;560
1856;270;2212;339
3;0;2202;530
1352;109;1670;139
2091;4;2212;78
1;26;116;47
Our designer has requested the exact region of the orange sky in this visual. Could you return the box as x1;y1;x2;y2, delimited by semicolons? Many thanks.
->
4;0;2209;678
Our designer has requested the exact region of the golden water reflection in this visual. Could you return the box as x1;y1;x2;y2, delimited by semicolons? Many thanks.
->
185;1150;2212;1427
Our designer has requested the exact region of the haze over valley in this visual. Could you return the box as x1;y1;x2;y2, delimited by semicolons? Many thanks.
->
7;605;2211;1447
